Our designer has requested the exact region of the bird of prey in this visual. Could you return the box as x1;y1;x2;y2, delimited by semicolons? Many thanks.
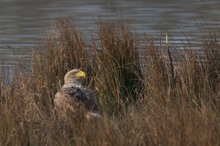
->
54;69;100;120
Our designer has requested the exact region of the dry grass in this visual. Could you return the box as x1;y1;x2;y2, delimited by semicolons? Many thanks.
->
0;20;220;146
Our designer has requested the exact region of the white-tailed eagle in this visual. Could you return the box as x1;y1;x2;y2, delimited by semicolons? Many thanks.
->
54;69;100;120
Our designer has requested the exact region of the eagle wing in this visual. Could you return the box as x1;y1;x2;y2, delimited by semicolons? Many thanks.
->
80;87;99;112
54;86;98;119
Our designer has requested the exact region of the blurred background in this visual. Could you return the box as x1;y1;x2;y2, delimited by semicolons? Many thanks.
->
0;0;220;72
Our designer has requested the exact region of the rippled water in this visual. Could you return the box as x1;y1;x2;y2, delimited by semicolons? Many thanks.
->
0;0;220;75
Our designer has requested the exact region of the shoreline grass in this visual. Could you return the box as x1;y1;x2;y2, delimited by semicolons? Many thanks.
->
0;19;220;146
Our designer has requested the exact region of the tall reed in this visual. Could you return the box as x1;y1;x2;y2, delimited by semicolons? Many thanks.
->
92;20;143;115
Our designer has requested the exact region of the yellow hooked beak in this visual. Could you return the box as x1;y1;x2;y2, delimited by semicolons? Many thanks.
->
75;71;86;79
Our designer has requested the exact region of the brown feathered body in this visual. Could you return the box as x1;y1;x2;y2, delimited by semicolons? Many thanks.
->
54;69;99;120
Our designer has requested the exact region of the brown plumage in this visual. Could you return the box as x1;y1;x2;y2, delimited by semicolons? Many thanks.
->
54;69;100;120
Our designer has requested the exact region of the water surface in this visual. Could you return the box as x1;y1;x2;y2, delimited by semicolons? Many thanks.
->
0;0;220;76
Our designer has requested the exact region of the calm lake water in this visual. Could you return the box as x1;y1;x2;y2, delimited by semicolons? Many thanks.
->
0;0;220;76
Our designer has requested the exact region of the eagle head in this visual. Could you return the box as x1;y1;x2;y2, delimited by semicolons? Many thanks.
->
64;69;86;84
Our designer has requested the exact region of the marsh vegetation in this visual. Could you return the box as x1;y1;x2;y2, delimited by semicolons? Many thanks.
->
0;19;220;146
